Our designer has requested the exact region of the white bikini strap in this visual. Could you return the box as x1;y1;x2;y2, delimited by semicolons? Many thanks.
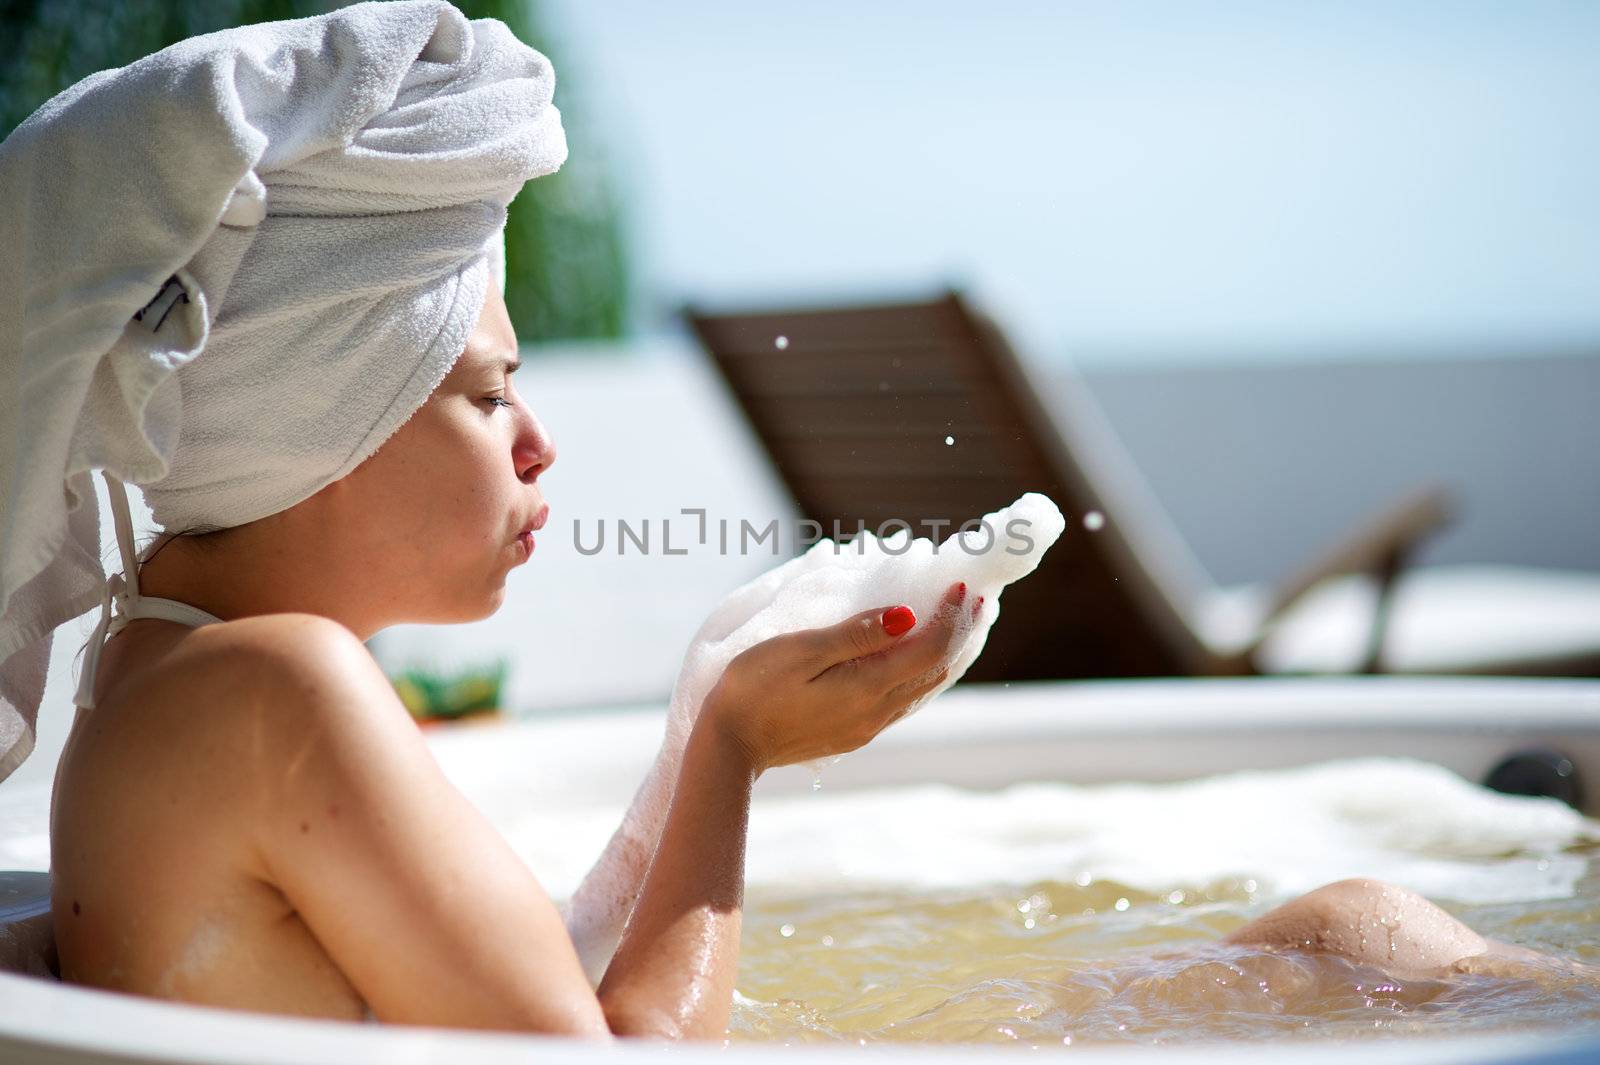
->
105;469;142;607
71;471;192;708
73;473;137;708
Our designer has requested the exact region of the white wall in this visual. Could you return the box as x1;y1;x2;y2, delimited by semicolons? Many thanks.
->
1079;352;1600;585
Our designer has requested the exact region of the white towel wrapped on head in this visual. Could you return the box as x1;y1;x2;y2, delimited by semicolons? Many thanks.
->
0;0;567;782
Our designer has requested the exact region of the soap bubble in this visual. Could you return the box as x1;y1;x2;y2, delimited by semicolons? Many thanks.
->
1083;510;1105;531
944;435;955;446
774;335;789;350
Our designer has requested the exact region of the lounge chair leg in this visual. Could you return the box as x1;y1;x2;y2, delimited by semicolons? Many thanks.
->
1360;547;1407;675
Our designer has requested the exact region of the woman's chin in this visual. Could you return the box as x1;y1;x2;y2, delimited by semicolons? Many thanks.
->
462;583;508;623
406;585;507;627
483;587;509;619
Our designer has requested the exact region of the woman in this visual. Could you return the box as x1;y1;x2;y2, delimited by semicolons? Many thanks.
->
0;0;1543;1043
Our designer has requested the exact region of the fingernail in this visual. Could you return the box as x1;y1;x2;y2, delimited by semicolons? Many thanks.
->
971;595;984;617
948;581;967;603
881;605;916;637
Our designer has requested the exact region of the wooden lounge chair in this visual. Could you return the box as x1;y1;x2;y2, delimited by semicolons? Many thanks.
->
685;290;1600;682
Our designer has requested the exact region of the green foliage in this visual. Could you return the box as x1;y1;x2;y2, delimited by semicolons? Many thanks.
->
462;0;632;340
0;0;340;137
0;0;629;342
390;658;509;722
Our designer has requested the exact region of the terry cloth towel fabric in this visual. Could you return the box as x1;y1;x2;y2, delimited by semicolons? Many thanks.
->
0;0;567;783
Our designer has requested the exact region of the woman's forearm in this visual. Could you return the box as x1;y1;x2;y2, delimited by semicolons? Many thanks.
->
594;719;755;1040
562;721;693;983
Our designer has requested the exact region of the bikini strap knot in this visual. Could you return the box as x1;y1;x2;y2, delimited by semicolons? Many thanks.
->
71;472;143;710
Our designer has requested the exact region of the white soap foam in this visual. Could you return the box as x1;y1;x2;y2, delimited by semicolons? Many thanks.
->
493;758;1600;910
734;757;1600;905
668;491;1066;751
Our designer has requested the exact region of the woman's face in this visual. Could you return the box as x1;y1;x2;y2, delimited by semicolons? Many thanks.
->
329;281;556;624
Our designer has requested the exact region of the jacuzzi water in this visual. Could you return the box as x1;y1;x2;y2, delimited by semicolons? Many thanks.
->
732;867;1600;1047
475;756;1600;1049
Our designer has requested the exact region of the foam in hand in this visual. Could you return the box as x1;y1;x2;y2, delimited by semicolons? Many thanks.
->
562;492;1066;983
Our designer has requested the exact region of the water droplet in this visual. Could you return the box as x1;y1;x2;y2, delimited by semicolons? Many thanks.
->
1075;871;1093;887
1244;878;1258;894
1114;897;1130;912
810;768;823;791
1083;510;1105;531
1023;917;1036;929
774;335;789;350
1166;890;1186;905
821;935;834;947
944;435;955;446
1017;899;1032;913
780;923;795;938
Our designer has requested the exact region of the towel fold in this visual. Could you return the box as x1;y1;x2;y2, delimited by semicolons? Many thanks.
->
0;0;566;782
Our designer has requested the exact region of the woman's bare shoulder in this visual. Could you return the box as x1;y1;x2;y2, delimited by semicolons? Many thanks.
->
192;612;410;733
200;611;371;669
80;612;412;781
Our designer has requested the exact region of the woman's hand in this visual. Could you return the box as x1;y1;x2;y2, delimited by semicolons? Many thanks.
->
701;580;978;774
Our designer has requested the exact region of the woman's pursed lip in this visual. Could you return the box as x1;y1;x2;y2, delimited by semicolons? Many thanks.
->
519;504;549;537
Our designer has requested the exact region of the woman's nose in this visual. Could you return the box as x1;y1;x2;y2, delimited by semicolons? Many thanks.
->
515;408;556;482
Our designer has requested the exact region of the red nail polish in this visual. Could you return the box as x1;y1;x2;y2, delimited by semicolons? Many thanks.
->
950;581;967;602
881;605;916;636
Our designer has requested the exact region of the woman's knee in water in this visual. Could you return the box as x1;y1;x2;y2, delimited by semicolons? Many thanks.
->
1223;878;1490;972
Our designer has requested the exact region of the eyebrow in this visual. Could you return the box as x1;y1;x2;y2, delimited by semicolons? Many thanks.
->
498;354;522;374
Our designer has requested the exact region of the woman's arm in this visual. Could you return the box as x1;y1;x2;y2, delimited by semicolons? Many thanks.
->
594;582;974;1036
564;576;977;984
247;615;611;1033
563;563;808;984
247;589;969;1036
593;720;754;1037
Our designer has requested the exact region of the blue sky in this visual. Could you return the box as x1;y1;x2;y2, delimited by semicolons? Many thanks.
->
544;0;1600;367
